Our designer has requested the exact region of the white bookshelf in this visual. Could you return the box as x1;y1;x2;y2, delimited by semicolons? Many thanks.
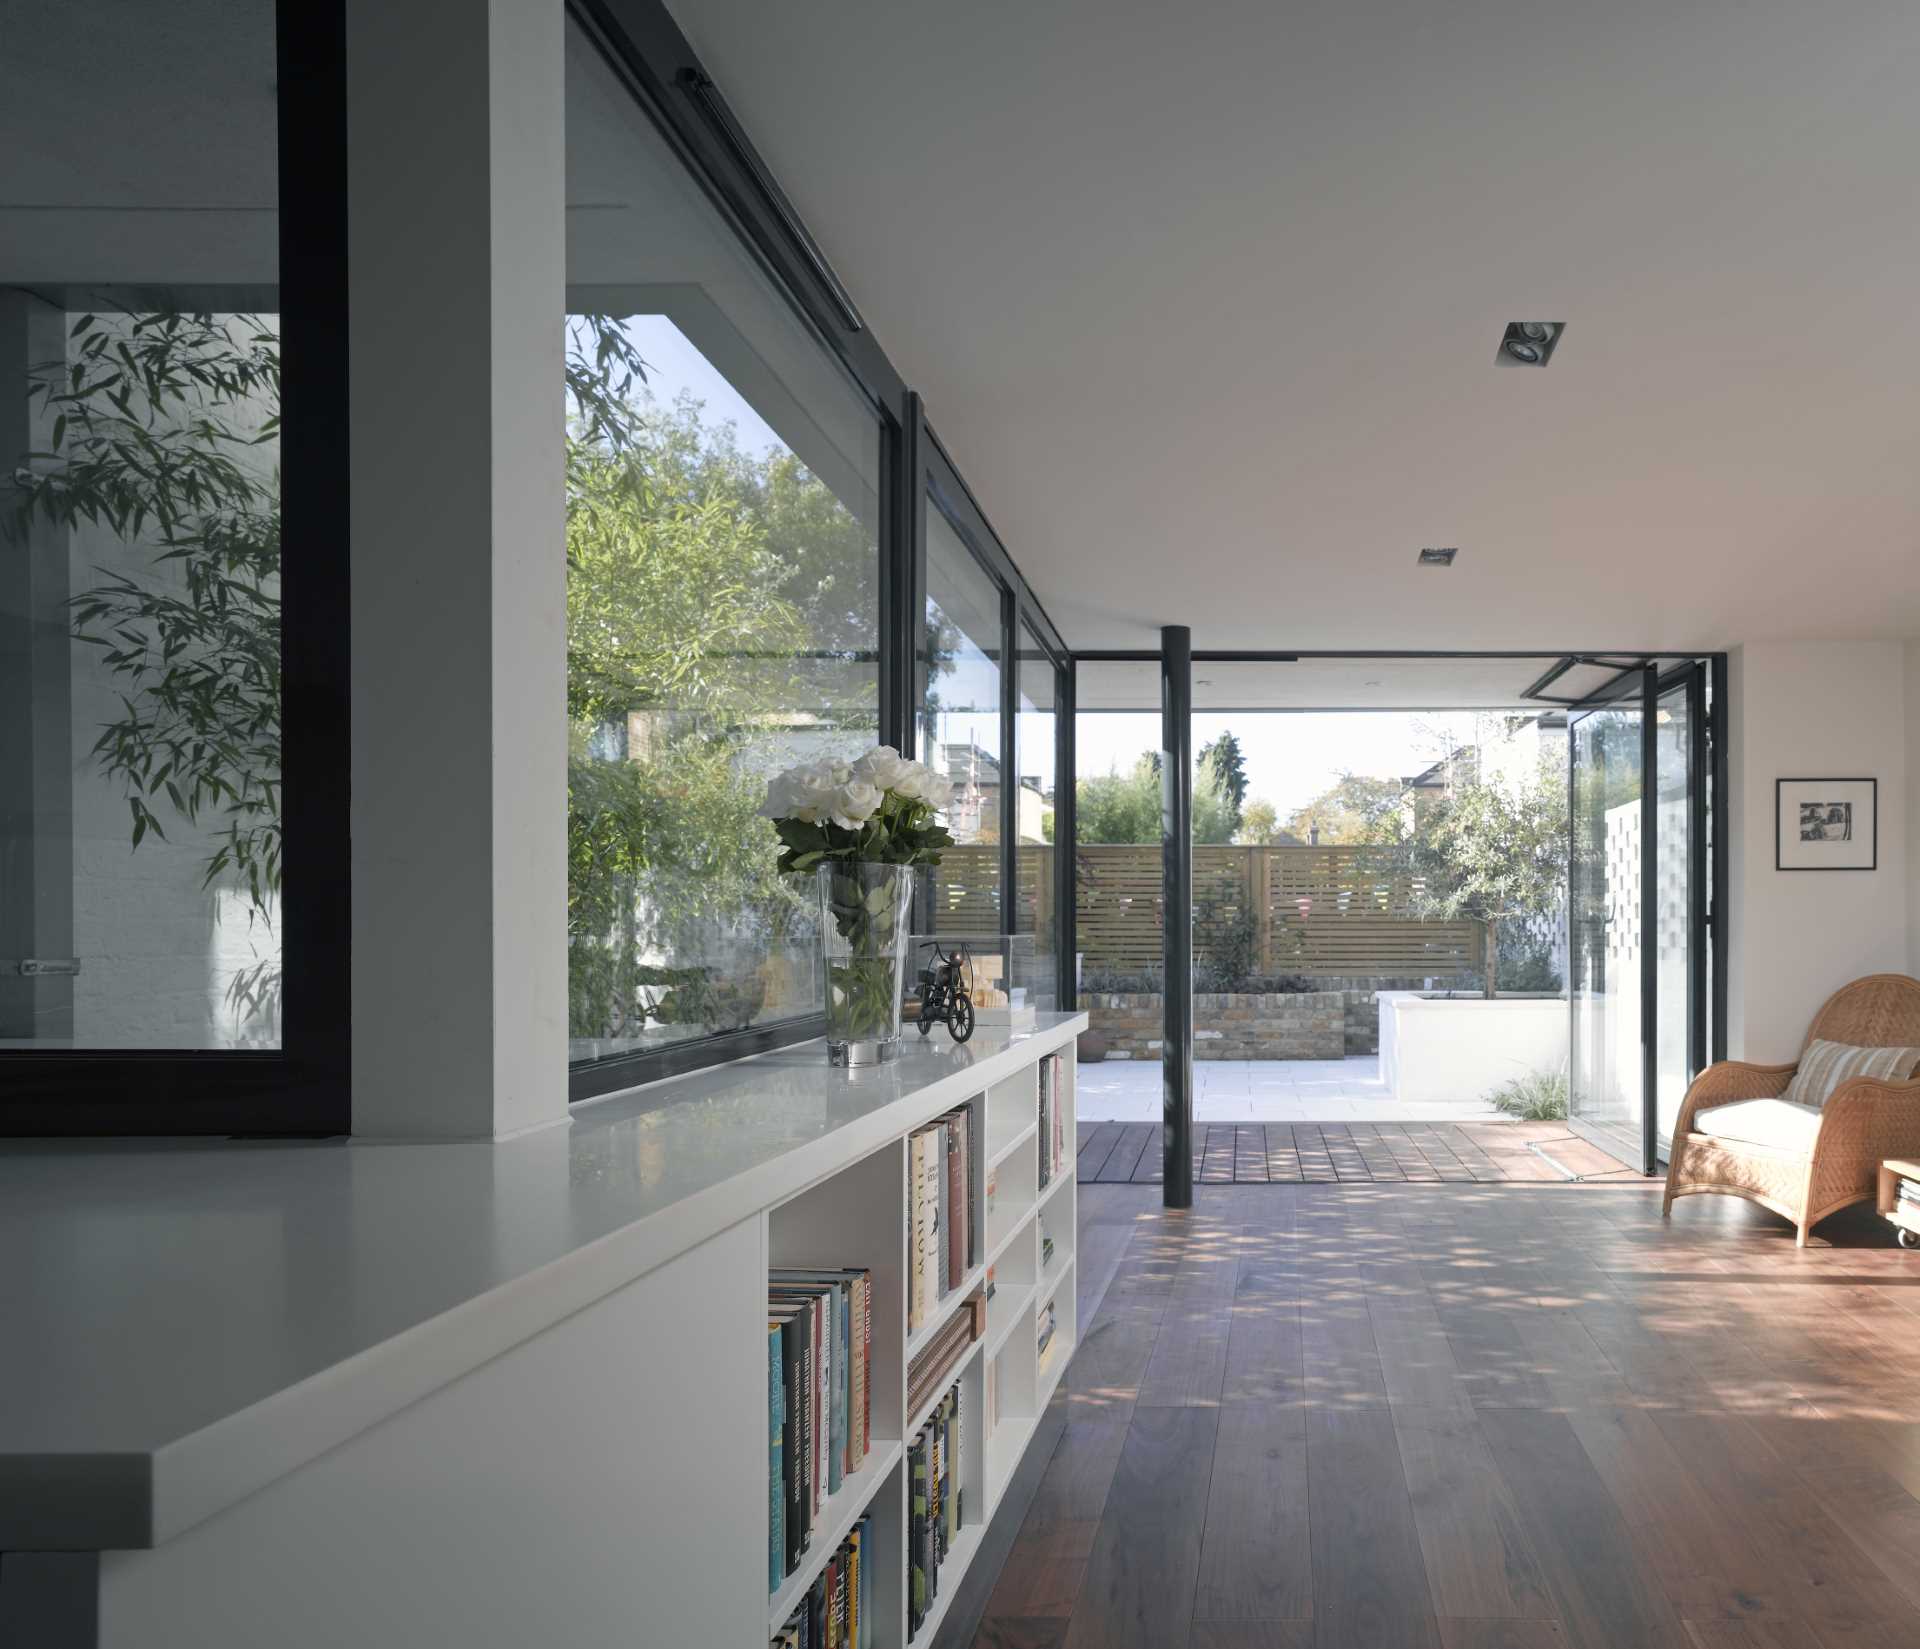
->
767;1032;1077;1646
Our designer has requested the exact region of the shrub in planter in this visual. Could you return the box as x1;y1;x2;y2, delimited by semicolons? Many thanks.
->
1077;1027;1110;1063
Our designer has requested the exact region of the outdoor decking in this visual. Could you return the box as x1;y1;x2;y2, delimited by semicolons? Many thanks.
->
1077;1119;1644;1185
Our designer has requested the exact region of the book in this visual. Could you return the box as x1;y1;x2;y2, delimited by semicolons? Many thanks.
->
908;1130;932;1332
771;1306;809;1570
768;1321;785;1593
935;1120;950;1302
945;1116;965;1291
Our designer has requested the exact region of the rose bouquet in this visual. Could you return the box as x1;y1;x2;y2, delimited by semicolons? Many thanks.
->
762;746;955;1065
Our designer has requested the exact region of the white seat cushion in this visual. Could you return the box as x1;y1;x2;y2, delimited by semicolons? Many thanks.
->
1696;1097;1825;1154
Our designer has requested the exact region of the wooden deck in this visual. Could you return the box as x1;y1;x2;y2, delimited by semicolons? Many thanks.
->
1077;1119;1644;1185
966;1179;1920;1649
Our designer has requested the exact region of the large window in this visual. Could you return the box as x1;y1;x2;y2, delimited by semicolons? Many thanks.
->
918;503;1003;937
1015;622;1061;1009
564;19;883;1079
2;4;284;1052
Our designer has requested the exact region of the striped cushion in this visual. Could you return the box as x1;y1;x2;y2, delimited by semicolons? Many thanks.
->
1782;1039;1920;1110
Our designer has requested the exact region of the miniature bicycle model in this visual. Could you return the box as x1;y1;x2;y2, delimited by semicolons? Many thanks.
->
916;939;977;1043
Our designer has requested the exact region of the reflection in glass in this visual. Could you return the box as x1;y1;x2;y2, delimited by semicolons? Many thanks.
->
1568;701;1645;1159
920;506;1002;940
1015;623;1060;1011
565;20;881;1065
1653;684;1694;1147
1;3;283;1048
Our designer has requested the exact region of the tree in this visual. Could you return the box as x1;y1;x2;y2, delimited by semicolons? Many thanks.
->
1408;754;1565;997
1284;771;1410;846
1236;799;1286;845
1198;731;1247;836
1074;752;1237;844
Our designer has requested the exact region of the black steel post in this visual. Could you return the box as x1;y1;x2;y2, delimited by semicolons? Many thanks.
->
1161;626;1193;1208
1056;655;1077;1011
1639;663;1660;1176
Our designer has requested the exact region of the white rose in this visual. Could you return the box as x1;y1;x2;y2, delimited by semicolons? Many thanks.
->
890;765;928;801
830;779;883;830
783;763;841;823
853;745;916;792
923;770;954;809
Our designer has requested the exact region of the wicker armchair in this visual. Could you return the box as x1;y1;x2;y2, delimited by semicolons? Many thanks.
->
1663;973;1920;1246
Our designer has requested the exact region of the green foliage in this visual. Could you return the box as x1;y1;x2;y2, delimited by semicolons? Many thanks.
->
1486;1069;1569;1121
1198;732;1247;836
1074;752;1238;845
9;311;282;907
1235;798;1286;845
562;321;882;1041
1285;770;1410;846
769;794;953;875
1410;753;1565;996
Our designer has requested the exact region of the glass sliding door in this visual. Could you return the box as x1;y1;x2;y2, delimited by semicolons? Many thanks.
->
1568;659;1712;1172
1652;669;1706;1152
1567;672;1652;1167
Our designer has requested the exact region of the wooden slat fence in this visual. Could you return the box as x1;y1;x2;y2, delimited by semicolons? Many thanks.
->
931;843;1481;978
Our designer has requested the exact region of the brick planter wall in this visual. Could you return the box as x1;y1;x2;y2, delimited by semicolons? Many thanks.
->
1081;975;1468;1060
1085;991;1347;1060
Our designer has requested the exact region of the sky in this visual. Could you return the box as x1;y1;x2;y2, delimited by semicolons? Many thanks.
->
1076;710;1487;819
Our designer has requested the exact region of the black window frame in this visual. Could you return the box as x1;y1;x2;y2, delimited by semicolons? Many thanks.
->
0;0;352;1137
565;1;1073;1102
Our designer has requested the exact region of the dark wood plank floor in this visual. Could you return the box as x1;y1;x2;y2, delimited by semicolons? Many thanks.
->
968;1181;1920;1649
1075;1121;1642;1185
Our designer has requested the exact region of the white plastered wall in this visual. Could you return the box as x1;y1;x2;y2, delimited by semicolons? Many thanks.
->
1726;640;1913;1063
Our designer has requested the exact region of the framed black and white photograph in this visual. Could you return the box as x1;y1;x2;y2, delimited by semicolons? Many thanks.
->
1776;777;1877;871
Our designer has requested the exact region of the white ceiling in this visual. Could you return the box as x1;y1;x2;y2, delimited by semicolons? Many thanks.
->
669;0;1920;652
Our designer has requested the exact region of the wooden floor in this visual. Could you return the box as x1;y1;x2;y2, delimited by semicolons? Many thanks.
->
969;1179;1920;1649
1077;1119;1646;1184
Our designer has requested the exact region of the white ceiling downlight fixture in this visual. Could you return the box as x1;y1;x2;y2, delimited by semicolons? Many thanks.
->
1498;321;1564;367
1418;546;1458;566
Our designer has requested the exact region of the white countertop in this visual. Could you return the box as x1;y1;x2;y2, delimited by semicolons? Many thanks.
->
0;1015;1085;1551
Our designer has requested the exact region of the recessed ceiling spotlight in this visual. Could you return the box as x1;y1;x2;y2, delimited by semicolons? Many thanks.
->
1498;321;1564;367
1418;546;1458;567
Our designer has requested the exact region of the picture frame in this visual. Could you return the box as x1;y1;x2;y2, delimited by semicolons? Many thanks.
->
1775;777;1877;871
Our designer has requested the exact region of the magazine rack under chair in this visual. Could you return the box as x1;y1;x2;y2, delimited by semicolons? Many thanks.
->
1663;973;1920;1247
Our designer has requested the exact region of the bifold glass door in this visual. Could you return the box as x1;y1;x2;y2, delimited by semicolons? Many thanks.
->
1568;662;1710;1172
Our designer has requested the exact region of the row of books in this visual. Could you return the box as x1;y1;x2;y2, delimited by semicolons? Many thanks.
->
907;1382;965;1642
1038;1053;1067;1188
1036;1297;1058;1365
770;1513;874;1649
907;1289;980;1422
769;1268;873;1592
908;1104;976;1334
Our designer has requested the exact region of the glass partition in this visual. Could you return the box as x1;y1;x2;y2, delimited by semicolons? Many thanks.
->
919;504;1003;940
1568;685;1647;1162
1014;622;1061;1010
564;16;883;1073
0;2;283;1050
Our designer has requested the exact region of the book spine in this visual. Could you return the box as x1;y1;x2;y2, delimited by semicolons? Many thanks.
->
769;1323;784;1593
845;1522;861;1649
909;1436;929;1634
832;1282;848;1491
917;1132;940;1327
908;1132;928;1332
860;1272;872;1459
945;1120;964;1292
782;1314;808;1568
935;1122;950;1300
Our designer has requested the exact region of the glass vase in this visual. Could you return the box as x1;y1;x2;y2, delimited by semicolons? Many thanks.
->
816;863;916;1066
